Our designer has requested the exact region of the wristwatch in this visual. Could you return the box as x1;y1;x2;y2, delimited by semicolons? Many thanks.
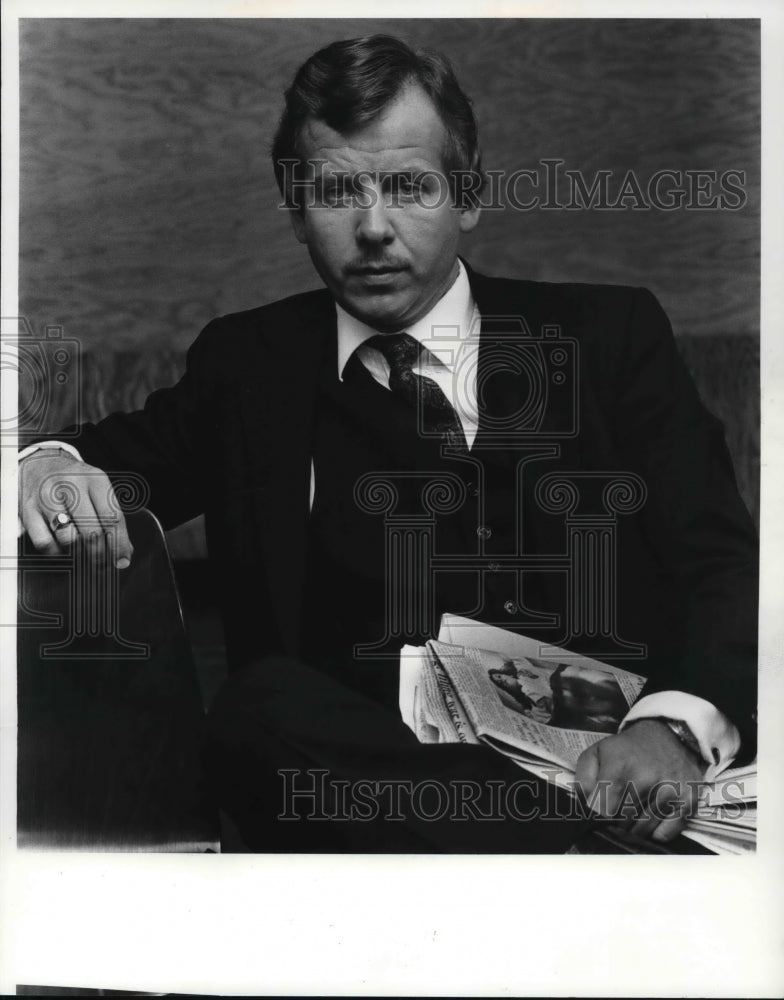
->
653;717;710;764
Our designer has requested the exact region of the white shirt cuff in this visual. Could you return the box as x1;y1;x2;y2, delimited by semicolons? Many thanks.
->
619;690;741;781
18;440;83;463
17;441;84;538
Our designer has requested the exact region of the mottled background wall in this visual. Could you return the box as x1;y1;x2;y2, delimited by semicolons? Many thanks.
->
18;18;760;533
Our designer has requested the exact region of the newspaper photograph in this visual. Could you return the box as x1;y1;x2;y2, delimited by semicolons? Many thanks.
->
426;640;646;771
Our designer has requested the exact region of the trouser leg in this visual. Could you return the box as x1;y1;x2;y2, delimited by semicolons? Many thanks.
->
205;655;591;853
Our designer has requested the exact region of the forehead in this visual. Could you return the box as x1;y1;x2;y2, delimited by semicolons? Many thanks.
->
298;83;449;174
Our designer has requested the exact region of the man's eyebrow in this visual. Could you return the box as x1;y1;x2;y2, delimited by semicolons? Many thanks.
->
318;166;440;180
312;150;442;171
316;144;431;156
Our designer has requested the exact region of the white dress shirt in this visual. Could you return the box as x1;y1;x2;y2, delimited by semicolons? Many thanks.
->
18;258;741;776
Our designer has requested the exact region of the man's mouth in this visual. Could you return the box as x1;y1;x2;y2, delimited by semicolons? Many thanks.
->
348;265;408;287
349;265;407;276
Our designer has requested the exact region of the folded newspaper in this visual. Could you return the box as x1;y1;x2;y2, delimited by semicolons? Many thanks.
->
399;614;757;855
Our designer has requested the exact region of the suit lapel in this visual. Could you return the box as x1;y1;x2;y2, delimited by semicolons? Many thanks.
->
238;290;335;656
465;263;582;466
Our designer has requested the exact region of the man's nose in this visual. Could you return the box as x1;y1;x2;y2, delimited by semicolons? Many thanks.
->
354;187;395;244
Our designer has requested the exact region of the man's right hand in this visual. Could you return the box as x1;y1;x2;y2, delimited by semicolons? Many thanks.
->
19;450;133;568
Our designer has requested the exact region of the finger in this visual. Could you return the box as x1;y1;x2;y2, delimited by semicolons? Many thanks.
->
51;521;79;552
651;814;688;843
631;814;664;840
87;477;133;568
62;479;110;565
103;527;130;570
630;782;676;836
20;477;79;553
574;744;601;812
38;471;99;551
22;508;61;555
576;752;637;822
607;780;659;833
43;506;81;552
630;773;702;840
647;788;690;842
590;750;630;820
602;771;652;825
79;524;110;564
575;743;600;794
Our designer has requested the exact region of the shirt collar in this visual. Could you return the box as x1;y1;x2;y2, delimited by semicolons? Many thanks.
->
335;259;477;380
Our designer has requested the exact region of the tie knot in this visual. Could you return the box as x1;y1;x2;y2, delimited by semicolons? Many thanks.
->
366;332;421;382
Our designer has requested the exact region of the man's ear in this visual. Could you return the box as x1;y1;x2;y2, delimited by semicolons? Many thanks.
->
458;202;481;234
289;207;308;244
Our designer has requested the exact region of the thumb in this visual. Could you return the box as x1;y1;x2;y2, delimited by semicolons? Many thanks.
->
651;782;698;843
651;814;688;843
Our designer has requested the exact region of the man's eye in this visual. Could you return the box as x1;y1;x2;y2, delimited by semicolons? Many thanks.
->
321;185;351;207
400;178;420;197
319;175;354;206
326;192;346;206
384;175;421;200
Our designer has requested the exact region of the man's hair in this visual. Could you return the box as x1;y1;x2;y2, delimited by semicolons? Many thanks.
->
271;34;485;209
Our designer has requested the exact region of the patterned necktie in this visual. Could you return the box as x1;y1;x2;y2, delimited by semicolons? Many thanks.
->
366;332;468;451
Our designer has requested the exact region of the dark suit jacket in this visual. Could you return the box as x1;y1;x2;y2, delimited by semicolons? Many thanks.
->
61;263;759;755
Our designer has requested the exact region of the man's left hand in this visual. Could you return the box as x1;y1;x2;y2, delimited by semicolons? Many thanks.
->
574;718;706;843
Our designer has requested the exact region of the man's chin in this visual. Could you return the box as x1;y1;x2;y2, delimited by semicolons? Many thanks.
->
340;289;413;331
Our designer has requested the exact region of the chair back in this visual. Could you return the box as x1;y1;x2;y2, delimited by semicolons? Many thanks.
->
17;508;218;851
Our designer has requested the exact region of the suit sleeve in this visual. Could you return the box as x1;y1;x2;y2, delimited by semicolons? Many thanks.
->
50;317;225;530
611;288;758;760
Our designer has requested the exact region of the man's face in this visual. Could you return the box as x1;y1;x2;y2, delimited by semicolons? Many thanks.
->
489;670;520;697
289;83;481;332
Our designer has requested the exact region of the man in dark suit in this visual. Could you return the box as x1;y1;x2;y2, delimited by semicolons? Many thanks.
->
18;35;758;852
